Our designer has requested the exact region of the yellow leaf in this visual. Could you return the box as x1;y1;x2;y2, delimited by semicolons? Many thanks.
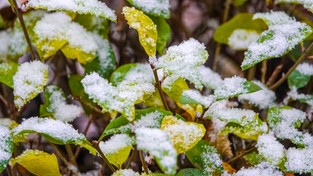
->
123;7;158;57
106;146;132;168
10;150;61;176
161;116;206;153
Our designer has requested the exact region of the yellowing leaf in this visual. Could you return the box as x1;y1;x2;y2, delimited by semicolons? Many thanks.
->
123;7;157;57
10;150;61;176
161;116;206;153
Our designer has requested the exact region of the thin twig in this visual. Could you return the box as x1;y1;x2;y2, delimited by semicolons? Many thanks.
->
65;144;78;167
261;60;267;83
74;115;93;159
226;147;256;164
92;140;116;173
266;63;283;87
11;0;38;60
270;42;313;90
50;143;71;166
150;63;170;111
139;151;149;174
125;149;136;169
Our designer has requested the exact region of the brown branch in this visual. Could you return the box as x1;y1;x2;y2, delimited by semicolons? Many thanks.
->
92;140;116;173
226;147;256;164
266;64;283;87
261;60;267;83
270;42;313;90
139;150;149;174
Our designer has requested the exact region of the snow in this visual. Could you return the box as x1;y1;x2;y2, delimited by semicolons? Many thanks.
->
22;0;116;21
224;162;283;176
134;111;163;128
128;0;170;18
242;11;312;69
112;169;140;176
154;38;208;90
198;66;223;90
256;133;285;165
135;127;177;174
13;61;48;109
0;28;27;61
228;29;260;50
123;64;154;84
214;76;248;100
45;86;82;122
34;12;98;60
239;81;276;109
0;125;12;170
12;117;85;143
200;144;223;174
99;134;132;155
285;147;313;173
296;62;313;76
182;90;214;108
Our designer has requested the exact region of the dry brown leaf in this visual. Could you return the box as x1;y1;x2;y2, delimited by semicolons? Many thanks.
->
222;162;236;174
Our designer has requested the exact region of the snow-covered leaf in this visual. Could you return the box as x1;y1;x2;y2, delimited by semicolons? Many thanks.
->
207;108;268;140
123;7;158;57
214;76;261;100
22;0;116;21
84;34;116;79
135;127;177;175
162;77;189;103
256;133;285;166
228;29;260;50
161;116;206;153
276;0;313;13
40;85;82;122
267;106;313;147
176;168;203;176
82;72;155;121
181;90;214;108
225;162;283;176
242;11;312;70
0;62;18;88
155;38;208;90
99;134;133;168
127;0;170;18
12;117;96;155
13;61;48;109
34;12;98;63
185;140;223;175
214;13;266;45
238;81;276;109
10;150;61;176
112;169;140;176
0;125;13;173
288;62;313;89
285;147;313;173
198;66;223;90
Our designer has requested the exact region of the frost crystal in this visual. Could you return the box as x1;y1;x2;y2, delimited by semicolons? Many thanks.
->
127;0;170;18
242;11;312;70
198;66;223;90
99;134;133;155
296;62;313;76
239;81;276;109
45;86;82;122
155;38;208;90
13;61;48;109
228;29;260;50
12;117;85;143
257;133;285;165
135;127;177;174
22;0;116;21
285;147;313;173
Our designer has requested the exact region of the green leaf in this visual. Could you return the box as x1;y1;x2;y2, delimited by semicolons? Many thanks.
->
244;152;264;165
99;134;133;168
75;14;110;38
214;76;261;100
241;11;313;70
135;127;177;175
10;150;61;176
0;125;13;173
0;62;18;88
99;116;132;140
288;70;311;89
233;0;249;6
34;12;97;63
213;13;267;44
151;16;171;55
23;0;116;21
123;7;158;57
180;90;214;108
13;61;48;109
162;77;189;103
84;36;116;79
12;117;96;155
156;38;208;90
40;85;82;122
185;140;223;175
161;116;206;153
176;168;203;176
127;0;170;18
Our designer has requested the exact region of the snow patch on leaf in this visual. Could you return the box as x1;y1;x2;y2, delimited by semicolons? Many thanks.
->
285;147;313;173
127;0;170;18
224;162;283;176
0;125;13;173
296;62;313;76
228;29;260;50
198;66;223;90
